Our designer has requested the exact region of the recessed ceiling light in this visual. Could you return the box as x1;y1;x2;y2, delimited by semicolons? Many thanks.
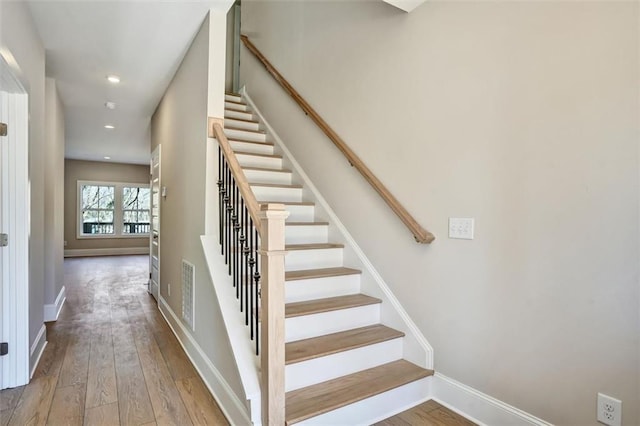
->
107;75;120;84
104;156;111;160
104;124;115;129
105;101;116;110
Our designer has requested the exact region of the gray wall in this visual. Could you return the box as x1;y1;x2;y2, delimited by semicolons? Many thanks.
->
240;1;639;425
0;0;47;367
44;78;65;306
64;159;150;251
151;15;245;406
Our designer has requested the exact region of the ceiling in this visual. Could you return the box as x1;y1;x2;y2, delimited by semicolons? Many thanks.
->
28;1;233;165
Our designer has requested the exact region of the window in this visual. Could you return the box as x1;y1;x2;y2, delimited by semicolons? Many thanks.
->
122;186;151;234
80;184;115;235
78;181;150;238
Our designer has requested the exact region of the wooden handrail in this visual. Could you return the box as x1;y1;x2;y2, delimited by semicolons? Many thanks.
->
240;35;435;244
209;117;262;232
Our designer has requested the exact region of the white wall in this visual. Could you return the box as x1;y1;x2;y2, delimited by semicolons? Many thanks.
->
0;1;47;369
151;13;245;409
44;78;65;308
240;2;639;425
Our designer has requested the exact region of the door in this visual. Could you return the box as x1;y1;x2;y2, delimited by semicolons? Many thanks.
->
0;53;30;389
149;145;161;301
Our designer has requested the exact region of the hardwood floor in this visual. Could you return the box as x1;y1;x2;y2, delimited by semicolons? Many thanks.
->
0;255;228;426
375;400;477;426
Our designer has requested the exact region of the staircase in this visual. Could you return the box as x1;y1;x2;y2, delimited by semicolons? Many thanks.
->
223;93;433;425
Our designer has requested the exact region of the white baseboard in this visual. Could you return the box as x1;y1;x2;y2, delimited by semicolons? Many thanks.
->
430;373;552;426
158;296;252;426
29;324;47;378
64;247;149;257
44;286;66;322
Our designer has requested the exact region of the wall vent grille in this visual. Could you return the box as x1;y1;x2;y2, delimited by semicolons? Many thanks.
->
181;259;195;331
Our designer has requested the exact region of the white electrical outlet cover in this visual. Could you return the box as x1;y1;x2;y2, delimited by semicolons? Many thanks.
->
597;393;622;426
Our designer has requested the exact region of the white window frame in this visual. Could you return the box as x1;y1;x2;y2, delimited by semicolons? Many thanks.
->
77;180;150;239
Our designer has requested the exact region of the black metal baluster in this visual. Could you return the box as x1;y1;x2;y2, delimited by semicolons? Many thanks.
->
254;227;260;356
218;147;223;248
243;206;249;326
226;168;232;271
248;217;256;342
237;197;242;312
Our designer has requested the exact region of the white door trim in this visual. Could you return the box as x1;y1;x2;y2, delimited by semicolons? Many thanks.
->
0;51;31;389
149;145;160;301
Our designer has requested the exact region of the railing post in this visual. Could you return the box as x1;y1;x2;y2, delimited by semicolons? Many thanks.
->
259;203;289;426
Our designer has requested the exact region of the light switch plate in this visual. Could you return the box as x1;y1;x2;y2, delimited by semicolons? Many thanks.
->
449;218;474;239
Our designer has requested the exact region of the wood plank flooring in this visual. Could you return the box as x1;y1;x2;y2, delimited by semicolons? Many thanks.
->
0;255;228;426
375;400;477;426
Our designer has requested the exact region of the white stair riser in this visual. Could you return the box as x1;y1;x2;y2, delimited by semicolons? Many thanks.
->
285;225;328;245
225;109;254;121
285;274;360;303
224;94;243;103
230;141;274;155
225;101;249;111
225;128;267;143
226;118;260;131
296;377;431;425
286;304;380;342
285;338;404;392
244;169;291;185
283;205;316;222
237;154;282;169
285;248;343;271
252;185;302;203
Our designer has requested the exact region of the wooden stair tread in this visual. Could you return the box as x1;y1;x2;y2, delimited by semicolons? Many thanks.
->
285;324;404;365
228;138;273;146
285;267;360;281
234;151;282;159
225;126;266;134
224;116;260;124
286;222;329;226
260;201;314;206
225;106;250;113
286;294;380;318
243;166;291;173
250;183;302;189
285;360;433;424
285;243;344;251
224;99;246;106
225;91;241;96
